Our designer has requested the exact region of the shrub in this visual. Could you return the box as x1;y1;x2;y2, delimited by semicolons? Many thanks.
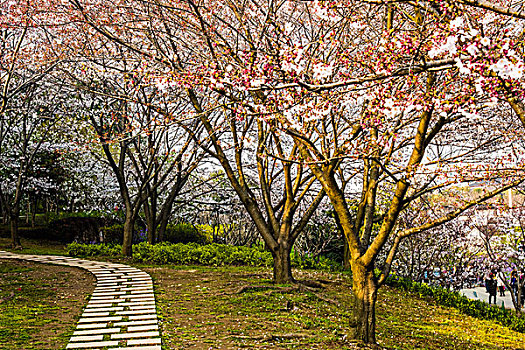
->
100;224;124;244
46;211;107;223
66;241;121;257
66;241;341;271
385;274;525;333
47;217;114;243
164;223;212;245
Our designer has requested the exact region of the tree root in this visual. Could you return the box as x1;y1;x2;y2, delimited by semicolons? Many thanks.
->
234;282;340;306
229;332;310;342
235;285;277;294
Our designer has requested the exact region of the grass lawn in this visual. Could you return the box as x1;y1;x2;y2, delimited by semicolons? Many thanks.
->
0;259;94;349
144;265;524;350
0;237;524;349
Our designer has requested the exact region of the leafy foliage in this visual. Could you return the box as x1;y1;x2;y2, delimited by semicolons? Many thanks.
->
66;242;121;257
163;223;212;245
66;242;342;271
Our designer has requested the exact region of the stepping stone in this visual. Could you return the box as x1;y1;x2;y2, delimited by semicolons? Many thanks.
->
111;331;160;339
127;325;158;332
116;310;156;315
129;305;155;310
129;314;157;320
122;294;152;299
89;299;126;304
76;323;108;329
73;328;121;335
85;303;113;308
114;320;158;327
118;301;155;306
127;338;162;345
69;335;104;342
78;316;123;323
81;312;110;317
84;307;124;312
66;340;119;349
92;290;127;295
113;346;161;350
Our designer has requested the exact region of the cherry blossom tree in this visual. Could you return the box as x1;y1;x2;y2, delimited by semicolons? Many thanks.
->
15;0;525;344
139;1;525;343
63;0;328;281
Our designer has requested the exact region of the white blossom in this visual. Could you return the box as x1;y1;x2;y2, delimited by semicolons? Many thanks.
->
312;63;333;80
489;58;524;79
449;17;464;30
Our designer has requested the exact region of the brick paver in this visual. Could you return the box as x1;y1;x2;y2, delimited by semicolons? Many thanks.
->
0;250;161;349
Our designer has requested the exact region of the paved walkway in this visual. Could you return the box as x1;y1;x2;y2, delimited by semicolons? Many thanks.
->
460;286;517;309
0;251;161;350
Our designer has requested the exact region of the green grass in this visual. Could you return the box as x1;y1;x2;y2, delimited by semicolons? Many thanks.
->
146;265;525;349
1;238;524;349
0;235;68;255
0;261;81;349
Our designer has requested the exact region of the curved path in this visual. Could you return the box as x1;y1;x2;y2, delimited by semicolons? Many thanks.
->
0;251;161;350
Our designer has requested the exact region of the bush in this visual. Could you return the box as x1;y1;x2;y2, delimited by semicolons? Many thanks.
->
100;224;124;244
66;241;341;271
66;241;121;257
164;223;212;245
47;217;114;243
46;211;107;223
385;274;525;333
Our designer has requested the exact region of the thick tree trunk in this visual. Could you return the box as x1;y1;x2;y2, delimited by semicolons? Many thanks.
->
343;240;351;270
143;201;156;244
10;206;21;249
146;218;156;244
158;213;169;242
271;243;294;284
350;262;378;344
122;214;134;257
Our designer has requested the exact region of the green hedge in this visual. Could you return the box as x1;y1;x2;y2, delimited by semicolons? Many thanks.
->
66;242;342;271
66;242;122;256
385;274;525;333
164;223;211;245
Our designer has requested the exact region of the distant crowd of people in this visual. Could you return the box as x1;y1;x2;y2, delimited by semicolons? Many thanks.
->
484;268;525;306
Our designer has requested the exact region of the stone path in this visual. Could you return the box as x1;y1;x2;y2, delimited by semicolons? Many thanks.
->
0;251;161;350
460;286;516;309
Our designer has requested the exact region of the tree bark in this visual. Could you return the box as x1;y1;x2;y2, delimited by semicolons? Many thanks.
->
350;262;378;344
31;198;36;228
122;211;134;256
271;242;294;284
143;200;156;244
10;205;21;249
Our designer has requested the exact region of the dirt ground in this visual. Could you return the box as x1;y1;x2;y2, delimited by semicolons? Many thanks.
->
0;259;94;349
146;265;379;350
145;265;525;350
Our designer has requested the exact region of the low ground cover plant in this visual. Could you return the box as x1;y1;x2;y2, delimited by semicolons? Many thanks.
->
66;241;341;271
386;274;525;333
66;241;525;334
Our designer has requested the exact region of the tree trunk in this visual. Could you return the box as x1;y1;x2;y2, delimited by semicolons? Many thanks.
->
343;240;351;270
271;243;294;284
31;198;36;228
158;212;169;242
10;206;21;249
350;262;378;344
144;202;156;244
122;214;134;256
26;200;30;225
